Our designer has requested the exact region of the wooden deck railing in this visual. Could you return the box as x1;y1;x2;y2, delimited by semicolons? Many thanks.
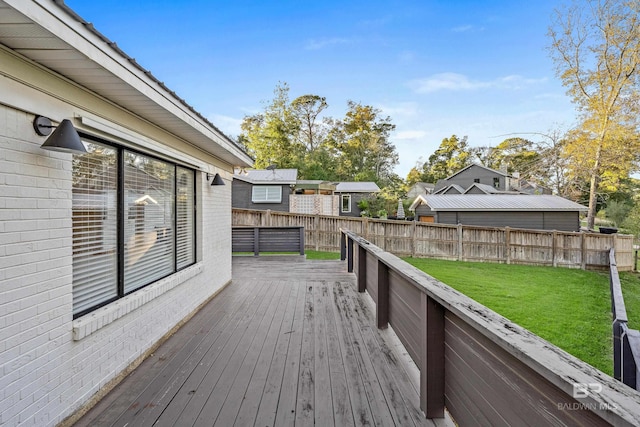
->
340;228;640;426
610;248;640;390
231;226;305;255
233;208;635;271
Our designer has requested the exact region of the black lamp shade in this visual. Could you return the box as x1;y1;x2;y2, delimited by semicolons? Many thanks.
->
40;119;86;154
210;173;225;186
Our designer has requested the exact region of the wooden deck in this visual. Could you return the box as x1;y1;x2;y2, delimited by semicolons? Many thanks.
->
74;256;452;427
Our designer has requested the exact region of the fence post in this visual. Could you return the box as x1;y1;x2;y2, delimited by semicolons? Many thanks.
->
581;232;587;270
457;224;463;261
377;260;389;329
411;221;417;258
363;217;369;241
420;293;445;418
314;214;320;251
552;230;558;267
505;226;511;264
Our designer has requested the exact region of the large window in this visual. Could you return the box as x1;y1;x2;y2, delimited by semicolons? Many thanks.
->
252;185;281;203
72;139;196;318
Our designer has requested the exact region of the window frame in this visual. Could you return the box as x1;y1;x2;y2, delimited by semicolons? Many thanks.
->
251;185;282;203
341;194;352;213
72;134;197;319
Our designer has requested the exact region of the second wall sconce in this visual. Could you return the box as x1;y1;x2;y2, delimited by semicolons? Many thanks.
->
206;172;225;186
34;115;86;154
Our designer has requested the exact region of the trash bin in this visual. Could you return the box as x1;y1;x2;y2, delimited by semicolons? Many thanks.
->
599;227;618;234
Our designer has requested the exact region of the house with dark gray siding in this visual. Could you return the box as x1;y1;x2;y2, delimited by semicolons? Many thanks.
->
434;164;516;193
410;194;587;231
232;169;297;212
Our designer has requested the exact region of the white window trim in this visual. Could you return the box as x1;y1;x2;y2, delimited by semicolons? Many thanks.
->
72;262;203;340
252;185;282;203
341;194;352;213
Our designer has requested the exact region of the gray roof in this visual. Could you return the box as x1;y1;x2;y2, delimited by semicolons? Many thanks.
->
234;169;298;184
335;182;381;193
412;194;587;212
434;184;465;194
445;163;510;180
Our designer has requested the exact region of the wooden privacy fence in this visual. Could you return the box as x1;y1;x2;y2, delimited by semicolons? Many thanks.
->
231;226;305;255
610;248;640;390
232;208;635;270
339;229;640;426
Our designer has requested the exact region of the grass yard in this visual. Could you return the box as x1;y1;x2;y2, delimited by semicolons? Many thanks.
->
308;250;640;375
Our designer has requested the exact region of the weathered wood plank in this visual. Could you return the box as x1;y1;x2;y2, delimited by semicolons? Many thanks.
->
295;282;317;426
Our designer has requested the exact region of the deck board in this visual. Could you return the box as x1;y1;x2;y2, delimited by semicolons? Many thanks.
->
74;257;448;427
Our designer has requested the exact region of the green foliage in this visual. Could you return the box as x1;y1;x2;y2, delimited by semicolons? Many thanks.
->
605;200;632;227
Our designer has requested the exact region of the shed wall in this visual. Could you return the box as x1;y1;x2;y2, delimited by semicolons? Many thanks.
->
435;210;580;232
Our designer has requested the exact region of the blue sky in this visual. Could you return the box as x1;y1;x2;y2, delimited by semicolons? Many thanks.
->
65;0;576;178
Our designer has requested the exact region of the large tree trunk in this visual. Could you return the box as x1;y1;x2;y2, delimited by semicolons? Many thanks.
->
586;139;604;230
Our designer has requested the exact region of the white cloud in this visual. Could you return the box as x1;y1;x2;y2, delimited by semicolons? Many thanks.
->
305;37;352;50
408;73;546;94
452;25;473;33
395;130;427;140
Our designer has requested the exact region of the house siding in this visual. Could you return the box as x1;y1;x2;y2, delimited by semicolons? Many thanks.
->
0;48;236;425
435;164;509;192
435;211;580;232
232;179;291;212
336;192;368;217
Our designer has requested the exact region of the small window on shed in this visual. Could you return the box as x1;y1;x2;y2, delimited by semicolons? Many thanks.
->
473;178;480;183
493;177;500;188
252;186;282;203
341;194;351;213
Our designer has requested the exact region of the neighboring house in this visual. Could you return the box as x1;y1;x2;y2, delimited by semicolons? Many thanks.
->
406;182;435;199
232;168;297;212
518;178;553;195
409;194;587;231
434;184;466;195
0;2;253;425
334;182;381;217
433;164;517;193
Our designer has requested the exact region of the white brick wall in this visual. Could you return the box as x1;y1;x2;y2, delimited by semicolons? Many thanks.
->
0;105;233;426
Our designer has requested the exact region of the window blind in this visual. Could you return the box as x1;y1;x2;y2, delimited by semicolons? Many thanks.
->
252;186;282;203
176;167;195;269
123;151;175;294
72;143;118;316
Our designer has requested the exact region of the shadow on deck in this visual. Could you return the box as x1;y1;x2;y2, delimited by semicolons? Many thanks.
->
74;256;452;426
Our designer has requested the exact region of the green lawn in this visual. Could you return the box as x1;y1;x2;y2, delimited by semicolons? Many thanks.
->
305;250;640;375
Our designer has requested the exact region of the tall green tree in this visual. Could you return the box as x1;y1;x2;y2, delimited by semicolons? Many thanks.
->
548;0;640;229
422;135;472;182
238;82;302;169
329;101;398;185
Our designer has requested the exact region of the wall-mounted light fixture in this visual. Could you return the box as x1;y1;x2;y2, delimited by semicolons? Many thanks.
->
206;172;225;186
34;115;86;154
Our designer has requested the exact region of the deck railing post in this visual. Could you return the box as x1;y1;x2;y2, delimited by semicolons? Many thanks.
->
340;230;346;260
377;260;389;328
347;237;354;272
299;226;305;255
253;227;260;256
420;293;445;418
358;245;367;293
614;320;623;380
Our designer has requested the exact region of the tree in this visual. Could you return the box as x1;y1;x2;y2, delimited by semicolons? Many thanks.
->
290;94;329;153
548;0;640;229
239;82;302;169
422;135;472;182
329;101;398;185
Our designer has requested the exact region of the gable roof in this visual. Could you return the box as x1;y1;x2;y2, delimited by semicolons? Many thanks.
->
445;163;510;180
234;169;298;184
434;184;465;194
335;182;381;193
416;194;587;212
0;1;253;167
